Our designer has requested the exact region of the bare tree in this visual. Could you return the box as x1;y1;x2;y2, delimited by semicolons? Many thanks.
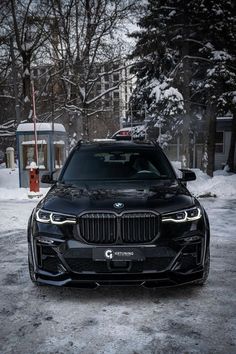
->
49;0;137;140
0;0;19;136
0;0;137;140
8;0;51;119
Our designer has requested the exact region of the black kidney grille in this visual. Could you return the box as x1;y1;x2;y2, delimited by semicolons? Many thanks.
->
121;212;158;243
79;213;117;243
78;212;159;244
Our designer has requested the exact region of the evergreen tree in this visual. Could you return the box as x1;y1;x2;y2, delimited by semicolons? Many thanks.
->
130;0;201;165
191;0;236;175
130;0;236;173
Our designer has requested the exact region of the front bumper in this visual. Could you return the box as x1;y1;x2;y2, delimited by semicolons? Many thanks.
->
34;268;205;288
29;235;206;288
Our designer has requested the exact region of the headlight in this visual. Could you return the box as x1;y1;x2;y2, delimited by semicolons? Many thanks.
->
162;207;201;223
35;209;77;225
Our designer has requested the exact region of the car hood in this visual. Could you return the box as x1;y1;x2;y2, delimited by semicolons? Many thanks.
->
39;181;195;215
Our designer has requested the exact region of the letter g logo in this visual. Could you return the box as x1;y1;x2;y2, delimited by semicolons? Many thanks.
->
105;249;113;259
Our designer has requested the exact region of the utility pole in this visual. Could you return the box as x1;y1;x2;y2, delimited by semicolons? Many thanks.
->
31;81;39;166
144;102;148;141
9;36;21;125
51;71;55;133
130;105;133;141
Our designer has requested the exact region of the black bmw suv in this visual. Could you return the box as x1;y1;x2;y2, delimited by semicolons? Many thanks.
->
28;141;210;288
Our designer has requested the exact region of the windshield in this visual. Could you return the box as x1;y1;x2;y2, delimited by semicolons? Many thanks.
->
60;146;176;183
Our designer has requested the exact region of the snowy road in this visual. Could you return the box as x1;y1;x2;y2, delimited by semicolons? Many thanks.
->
0;198;235;354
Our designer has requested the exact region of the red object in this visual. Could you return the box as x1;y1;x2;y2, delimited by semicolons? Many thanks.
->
31;81;39;165
29;167;39;192
119;130;131;136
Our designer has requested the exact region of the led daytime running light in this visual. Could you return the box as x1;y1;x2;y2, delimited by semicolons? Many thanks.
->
162;208;201;223
36;209;76;225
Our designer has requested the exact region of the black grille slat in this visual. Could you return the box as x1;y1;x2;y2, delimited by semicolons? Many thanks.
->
78;212;159;244
121;212;158;243
79;213;117;244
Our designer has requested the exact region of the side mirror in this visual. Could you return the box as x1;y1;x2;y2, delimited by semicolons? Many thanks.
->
41;172;57;184
179;169;196;182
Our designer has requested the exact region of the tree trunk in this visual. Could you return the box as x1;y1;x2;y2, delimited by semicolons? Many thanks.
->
10;36;21;125
206;103;217;177
82;107;89;141
181;34;191;168
22;52;32;120
226;111;236;172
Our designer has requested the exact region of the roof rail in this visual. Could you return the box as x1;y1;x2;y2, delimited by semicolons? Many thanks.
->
93;138;116;143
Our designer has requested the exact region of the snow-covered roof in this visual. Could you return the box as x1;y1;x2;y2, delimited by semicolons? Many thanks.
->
16;123;66;133
217;116;232;120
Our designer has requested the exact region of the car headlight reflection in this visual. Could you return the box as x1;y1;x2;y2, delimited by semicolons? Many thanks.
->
36;209;76;225
162;207;201;223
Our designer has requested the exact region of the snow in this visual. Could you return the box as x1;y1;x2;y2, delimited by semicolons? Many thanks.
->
22;140;47;145
168;10;176;17
217;116;232;120
188;169;236;198
0;165;235;234
0;166;235;353
212;50;232;61
163;87;183;102
0;167;235;202
53;140;65;145
1;165;235;204
16;123;66;133
232;91;236;104
24;96;30;103
0;193;236;353
93;139;116;142
22;68;30;77
0;168;49;201
150;80;184;114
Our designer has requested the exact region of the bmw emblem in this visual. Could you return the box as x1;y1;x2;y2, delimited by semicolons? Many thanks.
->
113;202;124;209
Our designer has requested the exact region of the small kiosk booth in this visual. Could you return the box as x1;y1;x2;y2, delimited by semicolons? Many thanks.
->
16;123;67;188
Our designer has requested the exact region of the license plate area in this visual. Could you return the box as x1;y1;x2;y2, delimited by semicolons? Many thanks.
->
93;247;145;261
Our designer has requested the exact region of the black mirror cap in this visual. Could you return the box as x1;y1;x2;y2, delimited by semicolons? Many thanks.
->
41;173;55;184
179;168;196;182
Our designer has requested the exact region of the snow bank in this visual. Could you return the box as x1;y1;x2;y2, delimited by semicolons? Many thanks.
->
0;168;49;200
188;169;236;198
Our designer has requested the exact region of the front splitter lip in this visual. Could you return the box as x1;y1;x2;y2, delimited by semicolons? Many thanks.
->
34;268;204;288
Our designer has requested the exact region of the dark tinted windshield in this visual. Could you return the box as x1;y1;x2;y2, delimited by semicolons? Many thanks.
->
61;146;176;182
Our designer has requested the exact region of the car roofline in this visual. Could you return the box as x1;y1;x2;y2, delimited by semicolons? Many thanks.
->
75;139;159;149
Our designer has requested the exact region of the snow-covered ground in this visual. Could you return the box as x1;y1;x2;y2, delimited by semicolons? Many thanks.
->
188;169;236;199
1;167;236;202
0;167;49;201
0;167;236;353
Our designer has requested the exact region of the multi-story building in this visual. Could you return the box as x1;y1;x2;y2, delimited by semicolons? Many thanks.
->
31;61;135;140
87;61;134;135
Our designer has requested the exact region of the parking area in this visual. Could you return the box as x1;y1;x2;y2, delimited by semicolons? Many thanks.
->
0;198;235;354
